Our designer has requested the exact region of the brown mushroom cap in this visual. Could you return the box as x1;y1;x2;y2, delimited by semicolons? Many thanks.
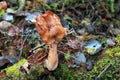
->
0;1;7;10
35;11;67;45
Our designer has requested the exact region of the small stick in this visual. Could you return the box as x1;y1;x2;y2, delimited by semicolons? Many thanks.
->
29;43;45;52
95;63;111;80
88;0;95;10
61;0;66;14
57;50;75;59
19;33;28;60
67;30;75;35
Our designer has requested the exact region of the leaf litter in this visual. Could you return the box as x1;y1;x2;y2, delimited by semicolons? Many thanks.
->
0;0;120;80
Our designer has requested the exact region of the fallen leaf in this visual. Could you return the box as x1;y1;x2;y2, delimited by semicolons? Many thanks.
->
8;46;16;55
0;21;19;36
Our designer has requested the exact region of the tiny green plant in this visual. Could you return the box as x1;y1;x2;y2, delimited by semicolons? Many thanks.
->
64;54;71;60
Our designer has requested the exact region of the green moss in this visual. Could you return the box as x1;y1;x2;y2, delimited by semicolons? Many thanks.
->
54;64;77;80
115;34;120;44
64;54;71;60
106;47;120;57
4;59;27;76
57;45;119;80
74;56;117;79
0;9;5;17
27;65;44;79
86;48;95;55
2;63;44;80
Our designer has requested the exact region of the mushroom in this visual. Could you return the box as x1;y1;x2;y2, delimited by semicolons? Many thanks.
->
35;11;67;71
0;1;7;10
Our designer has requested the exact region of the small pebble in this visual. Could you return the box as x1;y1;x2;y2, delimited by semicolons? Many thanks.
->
107;39;115;46
85;40;102;55
2;13;14;21
86;60;93;71
74;52;86;65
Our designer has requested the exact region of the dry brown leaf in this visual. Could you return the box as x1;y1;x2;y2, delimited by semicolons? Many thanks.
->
8;46;15;55
27;50;48;65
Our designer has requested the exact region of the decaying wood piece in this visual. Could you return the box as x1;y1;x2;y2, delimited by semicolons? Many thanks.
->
27;50;48;65
35;11;67;71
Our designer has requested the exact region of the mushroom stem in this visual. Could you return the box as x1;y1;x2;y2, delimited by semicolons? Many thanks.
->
44;43;58;71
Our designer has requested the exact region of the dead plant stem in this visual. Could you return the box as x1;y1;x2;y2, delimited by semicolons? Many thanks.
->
95;63;111;80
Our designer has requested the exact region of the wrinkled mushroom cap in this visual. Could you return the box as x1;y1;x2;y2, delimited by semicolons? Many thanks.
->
0;1;7;10
35;11;67;45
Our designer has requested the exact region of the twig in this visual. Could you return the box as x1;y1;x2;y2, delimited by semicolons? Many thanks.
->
88;0;95;10
69;7;81;15
95;63;111;80
67;30;75;35
29;43;45;52
18;32;28;60
57;50;75;59
61;0;66;14
98;0;111;17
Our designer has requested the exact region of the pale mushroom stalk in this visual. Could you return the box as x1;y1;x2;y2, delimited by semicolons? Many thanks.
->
44;43;58;71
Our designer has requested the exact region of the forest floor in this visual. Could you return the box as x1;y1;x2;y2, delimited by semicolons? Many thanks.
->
0;0;120;80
